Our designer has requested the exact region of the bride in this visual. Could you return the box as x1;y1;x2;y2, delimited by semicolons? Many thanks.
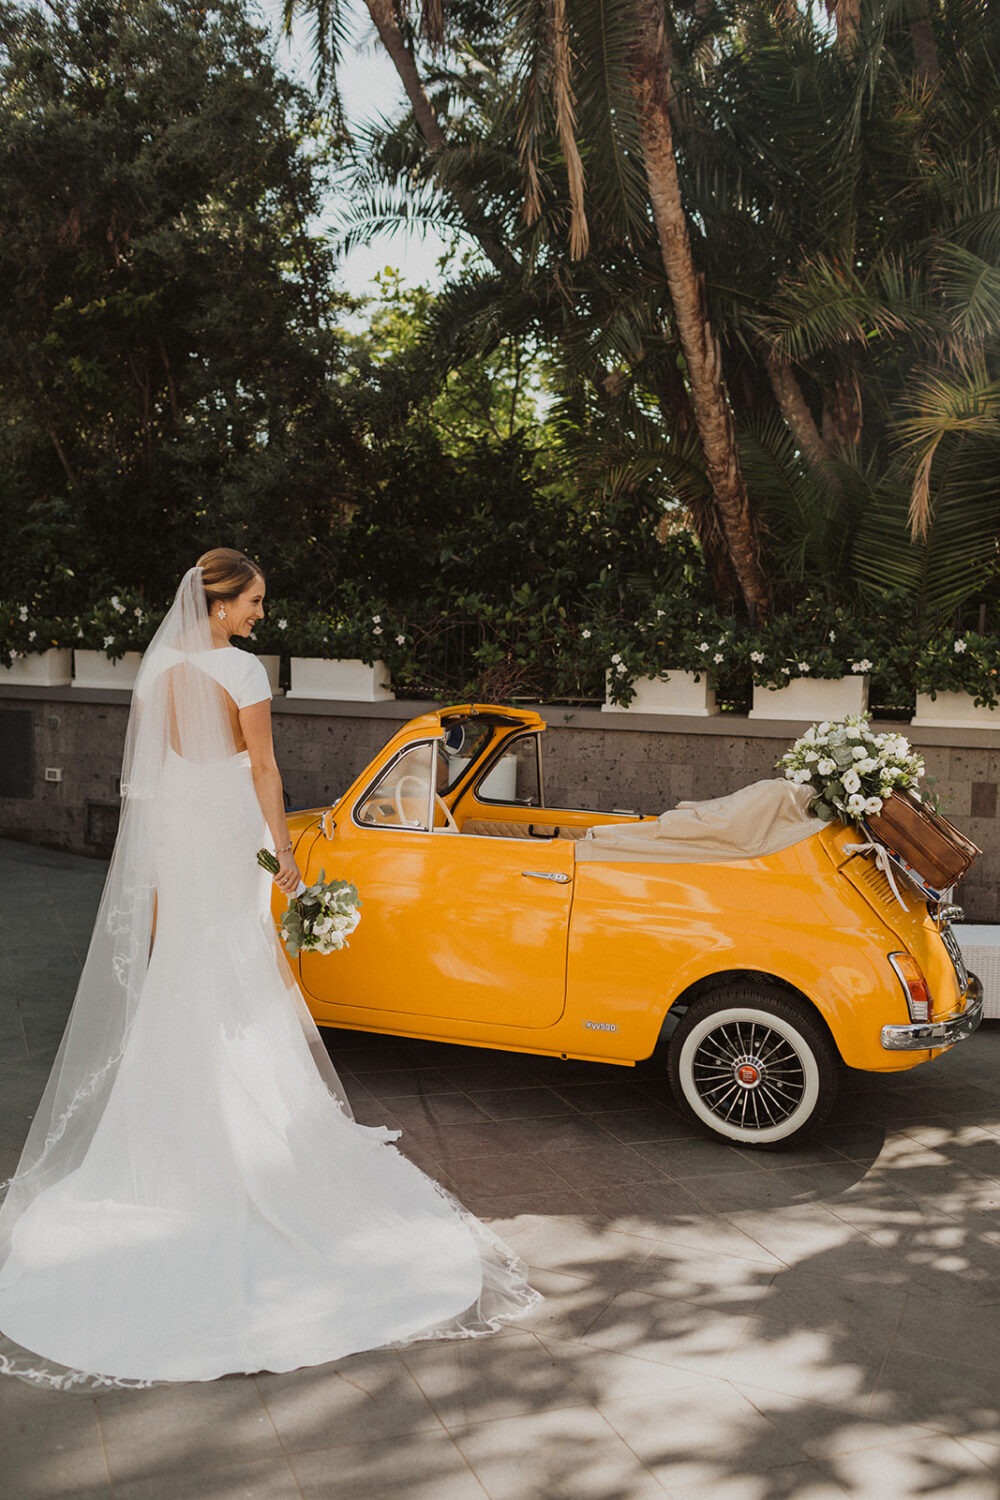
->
0;549;538;1388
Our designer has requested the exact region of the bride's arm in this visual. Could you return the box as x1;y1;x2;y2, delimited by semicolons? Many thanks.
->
240;700;302;894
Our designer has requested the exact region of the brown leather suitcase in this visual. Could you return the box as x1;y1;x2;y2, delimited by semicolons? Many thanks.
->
865;790;980;891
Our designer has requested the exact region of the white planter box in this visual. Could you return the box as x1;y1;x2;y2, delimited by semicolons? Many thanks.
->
72;650;143;690
911;691;997;730
286;657;393;702
1;649;72;686
602;670;718;716
258;654;283;696
749;675;869;722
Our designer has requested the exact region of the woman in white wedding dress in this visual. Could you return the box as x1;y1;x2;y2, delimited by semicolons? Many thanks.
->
0;549;538;1388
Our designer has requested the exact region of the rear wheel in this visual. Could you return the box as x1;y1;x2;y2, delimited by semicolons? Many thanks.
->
667;987;839;1147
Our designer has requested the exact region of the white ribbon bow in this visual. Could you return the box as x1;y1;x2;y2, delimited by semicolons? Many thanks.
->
844;839;909;910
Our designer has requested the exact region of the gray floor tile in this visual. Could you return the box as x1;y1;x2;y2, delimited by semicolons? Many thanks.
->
597;1384;807;1492
290;1428;489;1500
0;1379;111;1500
254;1351;441;1449
96;1381;280;1483
448;1405;669;1499
111;1456;302;1500
402;1329;589;1425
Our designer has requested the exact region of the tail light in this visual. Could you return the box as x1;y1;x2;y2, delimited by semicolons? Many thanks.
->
888;952;931;1023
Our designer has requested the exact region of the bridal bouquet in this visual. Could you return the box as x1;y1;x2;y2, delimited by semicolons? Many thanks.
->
776;716;924;825
257;850;361;958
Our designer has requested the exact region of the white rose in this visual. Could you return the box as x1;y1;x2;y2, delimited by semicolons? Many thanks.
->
817;758;836;775
852;746;868;759
795;768;813;783
855;757;878;774
847;793;867;816
842;768;861;793
864;796;883;815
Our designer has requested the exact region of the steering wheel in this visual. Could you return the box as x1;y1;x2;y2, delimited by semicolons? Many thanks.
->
393;775;459;832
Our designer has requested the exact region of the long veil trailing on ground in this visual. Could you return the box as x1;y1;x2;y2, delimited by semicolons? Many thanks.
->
0;567;538;1389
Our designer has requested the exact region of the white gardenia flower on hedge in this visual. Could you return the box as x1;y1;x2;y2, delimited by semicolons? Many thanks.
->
750;650;765;664
954;639;968;653
852;659;873;673
797;661;810;672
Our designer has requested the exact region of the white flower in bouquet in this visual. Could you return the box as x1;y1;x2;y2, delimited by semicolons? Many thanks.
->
775;715;924;825
256;851;361;958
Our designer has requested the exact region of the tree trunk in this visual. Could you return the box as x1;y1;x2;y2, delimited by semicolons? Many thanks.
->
630;0;769;620
363;0;518;278
826;0;861;56
765;352;838;481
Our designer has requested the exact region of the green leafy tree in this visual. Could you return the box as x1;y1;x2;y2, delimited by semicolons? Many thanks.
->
0;0;365;604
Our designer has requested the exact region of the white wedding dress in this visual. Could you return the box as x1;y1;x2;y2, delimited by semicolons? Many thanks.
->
0;572;537;1388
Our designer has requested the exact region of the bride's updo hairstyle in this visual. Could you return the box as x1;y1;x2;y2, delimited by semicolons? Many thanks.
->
196;548;264;611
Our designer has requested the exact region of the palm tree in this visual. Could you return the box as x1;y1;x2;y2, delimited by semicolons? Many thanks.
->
284;0;770;617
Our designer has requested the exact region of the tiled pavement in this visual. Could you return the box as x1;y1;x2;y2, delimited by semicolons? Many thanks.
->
2;837;1000;1500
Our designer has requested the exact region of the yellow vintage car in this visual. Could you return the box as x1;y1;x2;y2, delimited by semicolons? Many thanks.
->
275;704;982;1147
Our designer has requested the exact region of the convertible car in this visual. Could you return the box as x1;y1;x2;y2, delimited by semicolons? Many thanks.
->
274;704;982;1147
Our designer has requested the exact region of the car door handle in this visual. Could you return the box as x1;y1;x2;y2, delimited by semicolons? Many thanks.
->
521;870;571;883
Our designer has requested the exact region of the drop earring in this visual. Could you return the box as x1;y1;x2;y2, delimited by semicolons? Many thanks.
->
217;605;227;622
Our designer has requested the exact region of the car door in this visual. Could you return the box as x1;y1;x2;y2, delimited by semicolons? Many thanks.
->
298;739;574;1030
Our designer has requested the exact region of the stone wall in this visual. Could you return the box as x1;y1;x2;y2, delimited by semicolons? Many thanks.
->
2;685;999;920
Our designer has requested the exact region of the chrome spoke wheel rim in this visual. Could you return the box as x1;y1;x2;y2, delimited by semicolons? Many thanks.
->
690;1018;807;1132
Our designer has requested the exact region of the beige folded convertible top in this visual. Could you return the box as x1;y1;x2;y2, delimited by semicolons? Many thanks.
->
576;778;819;864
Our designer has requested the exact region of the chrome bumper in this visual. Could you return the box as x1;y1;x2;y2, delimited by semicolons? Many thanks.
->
881;974;984;1051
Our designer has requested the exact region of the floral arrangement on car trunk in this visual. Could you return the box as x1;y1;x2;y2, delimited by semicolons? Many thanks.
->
776;716;924;825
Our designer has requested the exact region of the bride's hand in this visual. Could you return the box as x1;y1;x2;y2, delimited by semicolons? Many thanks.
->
274;849;302;895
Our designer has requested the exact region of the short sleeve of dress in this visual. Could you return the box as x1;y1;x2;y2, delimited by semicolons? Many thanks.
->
231;653;272;709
